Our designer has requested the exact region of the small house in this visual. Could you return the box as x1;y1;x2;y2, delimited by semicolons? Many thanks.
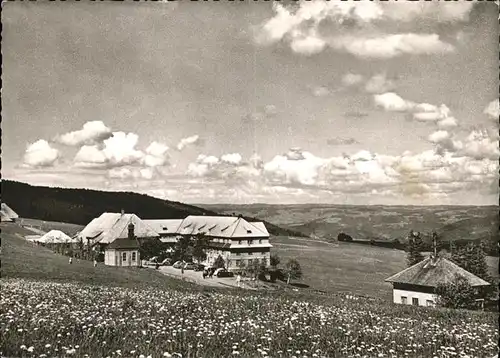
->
1;203;19;223
104;223;141;267
385;256;490;307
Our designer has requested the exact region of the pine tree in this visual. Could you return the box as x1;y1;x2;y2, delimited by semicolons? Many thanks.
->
436;274;477;310
451;243;491;283
406;230;424;267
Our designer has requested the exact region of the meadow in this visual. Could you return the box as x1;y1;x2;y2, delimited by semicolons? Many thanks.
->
272;236;499;300
2;224;499;358
1;278;498;358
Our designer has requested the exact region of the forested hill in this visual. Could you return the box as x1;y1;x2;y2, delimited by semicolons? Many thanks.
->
1;180;307;238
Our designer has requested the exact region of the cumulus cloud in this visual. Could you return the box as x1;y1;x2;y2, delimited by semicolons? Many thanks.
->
483;99;499;120
23;139;60;168
143;142;170;167
176;135;200;151
221;153;243;165
254;1;463;59
243;104;278;122
374;92;458;126
374;92;414;112
56;121;112;146
461;129;499;160
437;116;458;129
74;132;144;168
364;73;396;94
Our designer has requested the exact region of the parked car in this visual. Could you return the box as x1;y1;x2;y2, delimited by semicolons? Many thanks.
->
161;258;172;266
217;270;234;278
183;263;196;270
173;261;185;269
194;263;205;271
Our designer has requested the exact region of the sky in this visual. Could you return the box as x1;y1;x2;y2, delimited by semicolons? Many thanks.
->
2;0;499;205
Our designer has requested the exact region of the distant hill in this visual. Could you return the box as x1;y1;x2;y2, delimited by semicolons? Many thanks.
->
1;181;306;238
201;203;498;253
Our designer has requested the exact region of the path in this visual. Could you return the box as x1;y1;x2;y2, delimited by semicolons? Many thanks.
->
158;266;257;290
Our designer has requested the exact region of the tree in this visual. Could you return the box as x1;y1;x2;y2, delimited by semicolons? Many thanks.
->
173;236;192;263
270;253;280;269
436;274;477;310
406;230;424;267
213;255;225;269
191;234;208;264
285;259;303;285
140;238;167;261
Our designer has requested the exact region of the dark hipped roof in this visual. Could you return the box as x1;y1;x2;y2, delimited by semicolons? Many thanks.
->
107;238;140;250
385;256;490;288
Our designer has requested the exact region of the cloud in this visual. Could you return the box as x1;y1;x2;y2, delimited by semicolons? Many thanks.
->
264;149;326;186
74;132;144;168
327;137;359;146
176;135;200;151
56;121;112;146
143;142;170;167
364;73;396;94
221;153;243;165
312;86;330;97
374;92;414;112
437;116;458;129
254;1;462;59
461;129;499;160
483;99;499;120
342;73;364;86
374;92;458;126
23;139;60;168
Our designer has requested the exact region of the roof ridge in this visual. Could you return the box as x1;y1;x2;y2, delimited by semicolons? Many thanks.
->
385;256;431;282
229;217;242;237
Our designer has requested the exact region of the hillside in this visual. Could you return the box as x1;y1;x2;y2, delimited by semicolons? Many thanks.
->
1;180;306;237
0;224;197;291
202;204;498;247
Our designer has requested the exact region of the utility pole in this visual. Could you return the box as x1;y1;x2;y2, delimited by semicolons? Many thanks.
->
432;232;438;257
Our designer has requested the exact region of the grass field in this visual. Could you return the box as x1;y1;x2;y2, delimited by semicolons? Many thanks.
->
16;218;84;237
1;226;195;291
1;223;498;357
272;236;499;300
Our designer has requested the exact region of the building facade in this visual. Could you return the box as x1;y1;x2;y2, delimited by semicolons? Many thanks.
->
385;256;490;307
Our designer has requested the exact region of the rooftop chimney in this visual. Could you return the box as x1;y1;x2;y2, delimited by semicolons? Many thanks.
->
121;209;125;216
128;223;135;240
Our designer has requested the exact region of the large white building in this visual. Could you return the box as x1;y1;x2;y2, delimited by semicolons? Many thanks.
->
174;215;272;271
385;256;490;307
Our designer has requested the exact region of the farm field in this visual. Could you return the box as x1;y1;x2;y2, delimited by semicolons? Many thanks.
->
271;236;499;300
201;204;498;244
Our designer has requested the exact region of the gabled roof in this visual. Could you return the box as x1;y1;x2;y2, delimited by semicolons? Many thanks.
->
38;230;76;244
385;256;490;288
176;216;269;238
78;212;159;245
107;238;140;250
143;219;183;235
1;203;19;222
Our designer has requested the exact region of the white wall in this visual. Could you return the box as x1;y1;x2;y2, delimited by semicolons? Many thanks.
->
393;289;436;307
104;249;140;267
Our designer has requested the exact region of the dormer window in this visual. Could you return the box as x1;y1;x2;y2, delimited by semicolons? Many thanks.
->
247;229;252;234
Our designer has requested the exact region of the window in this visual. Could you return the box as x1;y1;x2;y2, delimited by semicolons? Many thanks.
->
248;259;253;266
238;240;242;245
426;300;434;307
122;252;127;261
236;252;241;256
412;297;419;306
401;296;407;304
248;252;253;256
132;252;136;261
